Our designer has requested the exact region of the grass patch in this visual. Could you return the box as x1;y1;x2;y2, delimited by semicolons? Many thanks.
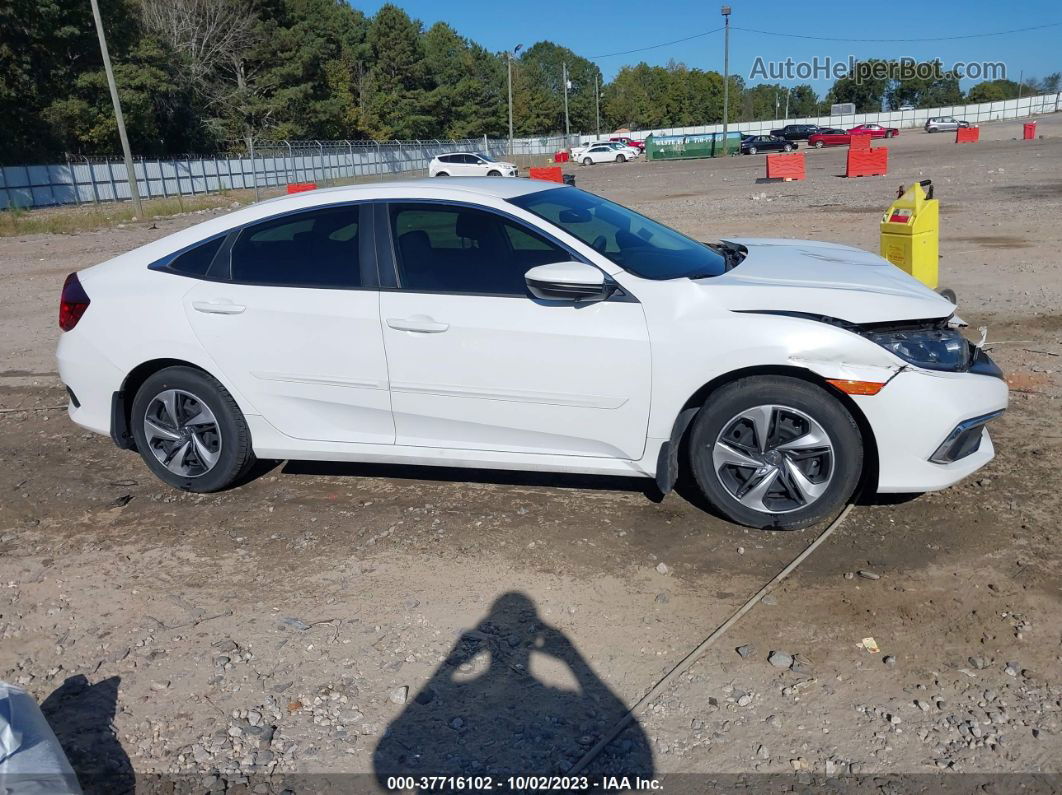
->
0;194;243;237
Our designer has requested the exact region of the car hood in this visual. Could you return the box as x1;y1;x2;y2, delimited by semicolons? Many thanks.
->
701;238;954;324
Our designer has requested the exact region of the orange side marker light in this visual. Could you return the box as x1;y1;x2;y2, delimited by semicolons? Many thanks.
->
827;379;886;396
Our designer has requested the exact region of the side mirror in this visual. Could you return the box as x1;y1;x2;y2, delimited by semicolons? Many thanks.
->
525;261;612;302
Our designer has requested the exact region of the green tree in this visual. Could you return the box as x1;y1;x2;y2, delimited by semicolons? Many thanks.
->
359;4;432;139
967;79;1021;103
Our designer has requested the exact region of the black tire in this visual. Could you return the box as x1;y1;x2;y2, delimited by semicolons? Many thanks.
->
435;171;449;177
814;140;824;148
748;146;757;155
885;130;895;138
688;376;862;530
487;169;502;176
783;144;793;152
130;366;255;493
582;157;593;166
616;154;626;162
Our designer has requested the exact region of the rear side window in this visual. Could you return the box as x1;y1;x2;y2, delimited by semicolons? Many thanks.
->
229;206;359;288
157;236;224;277
389;203;570;295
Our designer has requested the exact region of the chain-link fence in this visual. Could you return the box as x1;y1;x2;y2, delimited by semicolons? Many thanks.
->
0;135;575;209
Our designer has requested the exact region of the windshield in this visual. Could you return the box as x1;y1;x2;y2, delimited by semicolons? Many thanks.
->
509;187;727;280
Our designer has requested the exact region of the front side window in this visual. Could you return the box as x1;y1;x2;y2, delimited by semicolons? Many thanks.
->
509;186;727;280
389;203;570;295
229;205;359;287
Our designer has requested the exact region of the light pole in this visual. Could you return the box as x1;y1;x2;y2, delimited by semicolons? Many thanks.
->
507;44;522;156
90;0;142;216
595;74;601;137
562;62;571;137
721;5;731;155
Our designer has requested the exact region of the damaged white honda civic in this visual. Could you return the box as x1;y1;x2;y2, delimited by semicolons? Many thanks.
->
57;179;1007;529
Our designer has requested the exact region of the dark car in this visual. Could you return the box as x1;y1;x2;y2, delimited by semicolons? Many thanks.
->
739;135;798;155
768;124;820;141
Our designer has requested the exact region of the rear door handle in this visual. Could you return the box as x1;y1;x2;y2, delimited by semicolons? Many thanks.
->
192;300;246;315
386;316;449;333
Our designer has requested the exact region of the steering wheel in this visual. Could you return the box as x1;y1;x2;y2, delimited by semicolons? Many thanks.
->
591;235;608;253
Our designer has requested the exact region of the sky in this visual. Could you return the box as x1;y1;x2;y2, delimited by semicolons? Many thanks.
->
353;0;1061;94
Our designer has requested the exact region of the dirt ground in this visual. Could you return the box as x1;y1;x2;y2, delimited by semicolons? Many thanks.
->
1;115;1060;793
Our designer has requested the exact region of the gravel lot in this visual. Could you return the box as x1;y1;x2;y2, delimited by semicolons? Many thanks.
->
1;114;1060;792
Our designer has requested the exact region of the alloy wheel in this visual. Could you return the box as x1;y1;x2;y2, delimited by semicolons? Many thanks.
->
143;389;222;477
712;404;834;514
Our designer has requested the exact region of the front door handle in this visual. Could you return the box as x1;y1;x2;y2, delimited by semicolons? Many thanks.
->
386;316;449;333
192;300;246;315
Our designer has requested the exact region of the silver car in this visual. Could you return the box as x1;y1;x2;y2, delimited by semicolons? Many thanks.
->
925;116;970;133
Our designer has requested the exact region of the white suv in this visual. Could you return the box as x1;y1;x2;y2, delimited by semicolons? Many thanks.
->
56;179;1006;529
429;152;518;177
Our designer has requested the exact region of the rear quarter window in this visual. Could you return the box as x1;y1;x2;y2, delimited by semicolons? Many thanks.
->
153;236;225;277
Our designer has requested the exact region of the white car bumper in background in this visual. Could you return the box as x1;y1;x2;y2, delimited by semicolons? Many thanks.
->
853;369;1008;493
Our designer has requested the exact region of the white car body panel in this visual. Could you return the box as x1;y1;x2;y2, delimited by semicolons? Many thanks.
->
182;281;394;444
57;177;1007;498
379;290;651;458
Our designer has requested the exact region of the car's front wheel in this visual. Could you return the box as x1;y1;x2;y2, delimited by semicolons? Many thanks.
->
616;154;626;162
583;157;593;166
747;146;757;155
885;131;895;138
131;366;255;493
487;169;502;176
688;376;862;529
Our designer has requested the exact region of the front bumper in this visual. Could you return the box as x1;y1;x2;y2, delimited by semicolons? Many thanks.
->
851;367;1008;493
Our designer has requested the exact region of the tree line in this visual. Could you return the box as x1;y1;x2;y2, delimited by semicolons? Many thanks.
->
1;0;1057;164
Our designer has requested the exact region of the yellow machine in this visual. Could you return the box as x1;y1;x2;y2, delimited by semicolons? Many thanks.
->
880;179;940;290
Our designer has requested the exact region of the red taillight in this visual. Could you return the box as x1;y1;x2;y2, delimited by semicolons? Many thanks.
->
59;272;90;331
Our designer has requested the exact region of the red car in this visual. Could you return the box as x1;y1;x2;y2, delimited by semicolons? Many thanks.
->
610;135;645;151
807;128;851;148
847;123;899;139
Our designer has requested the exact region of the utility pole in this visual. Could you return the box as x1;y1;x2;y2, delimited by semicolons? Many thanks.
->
784;87;790;121
562;62;571;137
507;44;522;156
721;5;731;155
595;74;601;136
90;0;142;217
1017;69;1024;100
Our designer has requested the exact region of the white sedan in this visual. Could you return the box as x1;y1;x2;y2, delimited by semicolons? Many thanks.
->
573;142;636;165
429;152;518;177
57;178;1006;529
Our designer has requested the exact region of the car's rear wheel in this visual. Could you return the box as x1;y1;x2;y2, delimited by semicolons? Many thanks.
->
435;171;449;177
688;376;862;529
783;143;793;152
814;140;824;148
131;366;255;493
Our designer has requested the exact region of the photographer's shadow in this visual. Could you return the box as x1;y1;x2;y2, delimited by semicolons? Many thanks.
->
374;592;653;781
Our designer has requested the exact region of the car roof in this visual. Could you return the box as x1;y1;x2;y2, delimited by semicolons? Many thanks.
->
258;177;561;209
